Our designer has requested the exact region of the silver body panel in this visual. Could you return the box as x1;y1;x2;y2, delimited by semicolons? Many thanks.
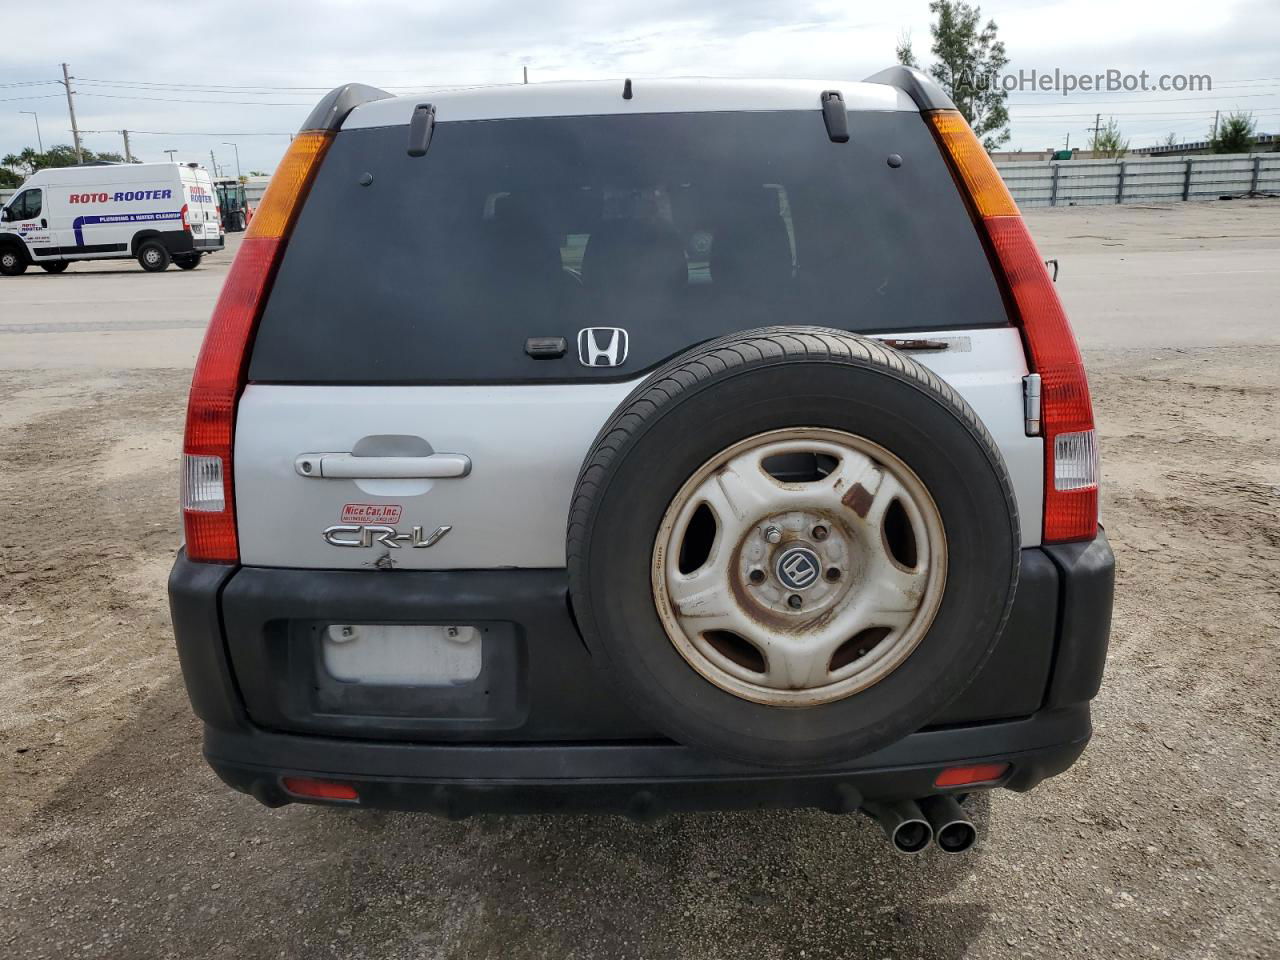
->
234;327;1042;569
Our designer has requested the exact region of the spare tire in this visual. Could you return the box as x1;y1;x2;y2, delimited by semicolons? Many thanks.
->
567;327;1020;768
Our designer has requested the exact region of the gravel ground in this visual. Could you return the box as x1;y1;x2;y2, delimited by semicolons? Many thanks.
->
0;201;1277;960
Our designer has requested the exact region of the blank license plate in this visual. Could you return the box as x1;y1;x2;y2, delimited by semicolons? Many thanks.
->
323;624;482;686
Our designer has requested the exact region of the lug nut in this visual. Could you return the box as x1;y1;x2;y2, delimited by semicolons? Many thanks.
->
812;525;829;541
787;594;803;609
749;568;766;585
763;525;782;544
825;567;842;582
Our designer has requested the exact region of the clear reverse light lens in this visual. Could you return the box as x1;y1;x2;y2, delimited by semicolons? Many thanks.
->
182;454;225;512
1054;429;1099;491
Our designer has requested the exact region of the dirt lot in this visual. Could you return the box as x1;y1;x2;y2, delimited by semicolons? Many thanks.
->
1;202;1277;960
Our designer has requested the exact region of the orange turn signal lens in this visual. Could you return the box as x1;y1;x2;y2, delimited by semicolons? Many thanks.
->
245;131;333;240
281;777;359;801
927;110;1018;218
935;763;1011;788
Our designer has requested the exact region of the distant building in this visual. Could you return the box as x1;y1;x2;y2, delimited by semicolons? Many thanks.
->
991;148;1107;163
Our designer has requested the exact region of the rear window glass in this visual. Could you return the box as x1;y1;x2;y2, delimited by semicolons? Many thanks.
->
251;110;1007;384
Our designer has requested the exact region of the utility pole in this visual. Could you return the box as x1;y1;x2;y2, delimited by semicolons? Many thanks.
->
20;111;43;152
1089;113;1102;154
222;141;242;180
60;62;83;164
210;150;218;176
122;129;133;163
523;65;528;85
1211;109;1220;141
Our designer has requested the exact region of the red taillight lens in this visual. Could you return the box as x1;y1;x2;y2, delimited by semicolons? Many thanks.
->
985;216;1098;541
182;237;280;562
180;203;190;232
928;110;1098;543
935;763;1010;788
181;131;332;563
281;777;359;801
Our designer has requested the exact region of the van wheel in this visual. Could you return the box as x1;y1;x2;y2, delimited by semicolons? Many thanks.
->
40;261;70;274
0;248;27;276
567;327;1021;768
174;254;201;271
137;241;171;272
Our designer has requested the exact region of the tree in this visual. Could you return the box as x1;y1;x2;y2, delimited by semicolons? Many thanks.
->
1209;112;1256;154
1162;132;1178;148
0;167;21;189
896;30;919;69
1;147;42;176
1089;117;1129;158
923;1;1011;150
1;144;125;177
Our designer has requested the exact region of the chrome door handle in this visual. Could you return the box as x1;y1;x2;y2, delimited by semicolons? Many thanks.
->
294;453;471;479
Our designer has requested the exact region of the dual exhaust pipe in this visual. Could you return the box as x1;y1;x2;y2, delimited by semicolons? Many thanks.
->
867;795;977;854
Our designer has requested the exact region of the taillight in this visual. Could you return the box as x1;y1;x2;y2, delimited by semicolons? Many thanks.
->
180;203;190;232
181;130;333;563
928;110;1098;543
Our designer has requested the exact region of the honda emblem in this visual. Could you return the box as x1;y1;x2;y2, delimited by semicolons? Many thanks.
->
577;327;629;368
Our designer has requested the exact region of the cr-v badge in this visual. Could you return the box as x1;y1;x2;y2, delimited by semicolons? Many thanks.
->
578;327;629;367
323;524;452;548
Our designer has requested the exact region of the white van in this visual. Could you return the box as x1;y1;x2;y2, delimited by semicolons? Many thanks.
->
0;161;224;275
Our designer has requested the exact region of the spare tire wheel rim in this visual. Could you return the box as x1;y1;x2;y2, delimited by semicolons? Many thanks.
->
652;428;947;707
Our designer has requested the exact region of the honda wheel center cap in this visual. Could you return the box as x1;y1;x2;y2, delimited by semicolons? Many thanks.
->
775;545;822;590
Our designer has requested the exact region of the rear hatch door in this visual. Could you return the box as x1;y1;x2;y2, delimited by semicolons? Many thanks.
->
235;102;1040;570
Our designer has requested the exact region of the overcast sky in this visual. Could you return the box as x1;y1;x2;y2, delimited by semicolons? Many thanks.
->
2;0;1277;173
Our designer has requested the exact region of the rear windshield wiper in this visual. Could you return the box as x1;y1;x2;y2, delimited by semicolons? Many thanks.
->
877;337;950;351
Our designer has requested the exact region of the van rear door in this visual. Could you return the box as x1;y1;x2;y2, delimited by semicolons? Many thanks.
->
180;167;216;241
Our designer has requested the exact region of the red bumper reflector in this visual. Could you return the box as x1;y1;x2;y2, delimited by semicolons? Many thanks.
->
281;776;359;801
935;763;1011;788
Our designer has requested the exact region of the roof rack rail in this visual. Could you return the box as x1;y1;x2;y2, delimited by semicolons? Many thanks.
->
300;83;394;133
862;65;955;112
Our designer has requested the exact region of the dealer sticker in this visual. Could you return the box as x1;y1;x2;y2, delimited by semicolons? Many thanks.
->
341;503;403;524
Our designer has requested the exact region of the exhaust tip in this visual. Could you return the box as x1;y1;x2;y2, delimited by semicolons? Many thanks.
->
867;800;934;855
892;819;933;854
919;794;978;854
935;819;977;853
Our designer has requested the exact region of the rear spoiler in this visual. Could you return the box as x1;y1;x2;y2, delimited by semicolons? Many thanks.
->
300;83;393;133
862;65;956;112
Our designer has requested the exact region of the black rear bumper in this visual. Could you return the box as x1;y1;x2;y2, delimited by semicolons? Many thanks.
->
169;532;1114;816
208;705;1090;817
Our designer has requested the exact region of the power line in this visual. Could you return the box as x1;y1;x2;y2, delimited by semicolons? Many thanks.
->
77;92;313;106
1008;91;1279;107
74;77;457;92
0;93;63;103
1006;80;1280;98
1009;106;1280;119
110;129;294;136
78;78;339;91
1010;115;1280;125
